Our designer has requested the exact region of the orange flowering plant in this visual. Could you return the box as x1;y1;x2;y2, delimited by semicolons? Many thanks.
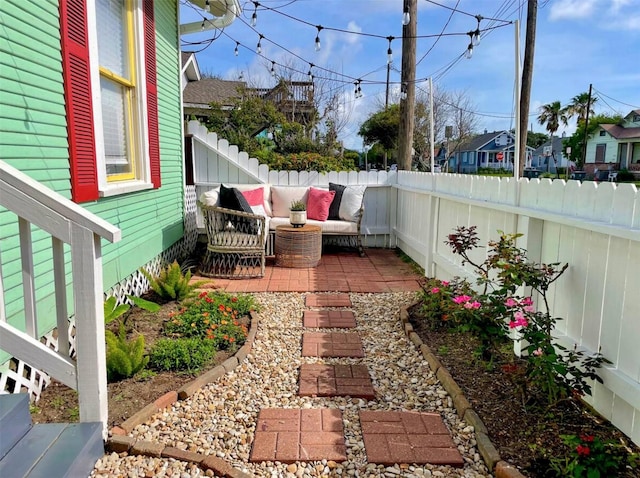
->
164;291;255;350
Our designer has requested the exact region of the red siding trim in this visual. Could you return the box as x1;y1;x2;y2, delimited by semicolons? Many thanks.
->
143;0;161;189
60;0;99;202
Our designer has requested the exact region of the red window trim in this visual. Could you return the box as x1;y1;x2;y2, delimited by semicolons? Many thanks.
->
60;0;161;202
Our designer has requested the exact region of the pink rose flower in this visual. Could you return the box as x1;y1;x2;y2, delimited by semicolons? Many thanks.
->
521;297;533;306
441;281;450;287
504;297;518;308
453;295;472;304
431;287;440;294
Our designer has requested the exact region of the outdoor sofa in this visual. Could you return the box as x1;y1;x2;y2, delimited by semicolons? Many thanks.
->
198;184;366;278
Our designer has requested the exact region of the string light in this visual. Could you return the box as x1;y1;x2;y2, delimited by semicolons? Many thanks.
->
238;71;244;81
314;25;323;52
201;19;206;30
472;15;483;46
354;80;362;98
256;34;263;54
234;41;239;56
400;83;407;100
465;32;474;59
204;0;210;13
307;63;314;82
251;1;258;27
402;7;410;26
271;61;276;77
386;36;394;64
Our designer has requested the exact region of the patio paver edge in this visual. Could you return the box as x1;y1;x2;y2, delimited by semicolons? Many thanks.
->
400;303;526;478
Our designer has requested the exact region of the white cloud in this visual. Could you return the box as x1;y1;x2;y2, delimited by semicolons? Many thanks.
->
549;0;597;21
345;21;362;45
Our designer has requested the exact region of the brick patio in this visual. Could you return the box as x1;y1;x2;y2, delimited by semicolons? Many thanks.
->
194;249;423;293
305;293;352;308
301;332;364;358
250;409;346;463
359;411;464;466
298;364;375;399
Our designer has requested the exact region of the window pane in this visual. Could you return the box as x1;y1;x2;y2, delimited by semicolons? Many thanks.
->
101;77;131;176
97;0;129;79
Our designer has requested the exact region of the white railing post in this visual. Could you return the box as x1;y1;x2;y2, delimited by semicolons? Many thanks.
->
71;225;108;436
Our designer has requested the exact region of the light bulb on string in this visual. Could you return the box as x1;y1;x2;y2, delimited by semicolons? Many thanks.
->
402;8;410;26
204;0;210;12
238;71;244;81
271;61;276;77
234;42;239;56
465;43;473;59
251;2;258;27
387;36;394;65
314;26;323;52
256;34;263;54
201;19;206;30
308;63;314;82
400;83;407;101
473;15;483;46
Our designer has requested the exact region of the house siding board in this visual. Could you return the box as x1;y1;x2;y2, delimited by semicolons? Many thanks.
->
0;0;184;361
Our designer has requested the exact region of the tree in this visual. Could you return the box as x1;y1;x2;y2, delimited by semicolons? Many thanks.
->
526;131;549;149
565;92;598;124
358;104;401;154
537;101;568;175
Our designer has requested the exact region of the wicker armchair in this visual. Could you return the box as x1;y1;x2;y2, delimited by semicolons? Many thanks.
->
200;205;266;278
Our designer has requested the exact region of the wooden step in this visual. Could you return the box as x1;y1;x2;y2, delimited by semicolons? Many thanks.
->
0;393;32;460
0;394;104;477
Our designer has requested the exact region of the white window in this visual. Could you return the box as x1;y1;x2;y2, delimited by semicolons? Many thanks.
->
92;0;152;195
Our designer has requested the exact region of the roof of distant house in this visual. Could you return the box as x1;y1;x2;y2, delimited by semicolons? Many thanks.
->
183;78;246;107
601;124;640;139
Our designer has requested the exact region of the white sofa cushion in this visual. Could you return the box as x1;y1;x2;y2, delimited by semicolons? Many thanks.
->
269;217;358;234
270;186;310;217
338;185;366;222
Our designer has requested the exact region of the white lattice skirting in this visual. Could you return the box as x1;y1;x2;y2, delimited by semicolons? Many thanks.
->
0;187;198;401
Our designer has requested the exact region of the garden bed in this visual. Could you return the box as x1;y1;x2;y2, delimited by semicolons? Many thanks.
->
408;302;639;477
31;284;252;428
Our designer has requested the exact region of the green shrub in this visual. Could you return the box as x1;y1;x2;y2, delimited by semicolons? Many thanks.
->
105;324;148;382
616;168;635;182
141;261;202;301
149;338;216;372
164;291;252;349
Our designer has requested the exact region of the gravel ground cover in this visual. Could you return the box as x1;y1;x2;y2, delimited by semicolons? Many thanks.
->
93;292;491;478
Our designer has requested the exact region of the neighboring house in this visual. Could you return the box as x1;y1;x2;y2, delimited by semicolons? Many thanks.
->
531;135;571;172
584;110;640;178
0;0;239;400
182;59;316;125
449;130;535;173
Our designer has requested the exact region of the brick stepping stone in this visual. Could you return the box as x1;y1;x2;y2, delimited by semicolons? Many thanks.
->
303;310;356;328
250;408;346;463
302;332;364;358
360;411;464;467
305;293;352;308
299;364;375;399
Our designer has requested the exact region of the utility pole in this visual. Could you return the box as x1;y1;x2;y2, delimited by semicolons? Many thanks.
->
517;0;537;177
580;83;593;168
383;61;390;170
397;0;417;171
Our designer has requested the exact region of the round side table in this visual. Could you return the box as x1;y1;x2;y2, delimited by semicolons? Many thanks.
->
275;224;322;268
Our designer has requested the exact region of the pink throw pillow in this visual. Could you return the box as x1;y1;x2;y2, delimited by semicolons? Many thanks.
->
307;187;335;221
241;187;264;207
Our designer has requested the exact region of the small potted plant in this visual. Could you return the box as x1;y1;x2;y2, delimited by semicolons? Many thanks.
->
289;199;307;228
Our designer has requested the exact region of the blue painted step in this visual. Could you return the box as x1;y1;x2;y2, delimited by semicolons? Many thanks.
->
0;394;104;478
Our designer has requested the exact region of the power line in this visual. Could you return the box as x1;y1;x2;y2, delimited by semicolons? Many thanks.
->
592;88;640;109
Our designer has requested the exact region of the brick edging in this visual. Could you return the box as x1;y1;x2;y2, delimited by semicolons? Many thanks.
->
400;304;526;478
107;310;260;477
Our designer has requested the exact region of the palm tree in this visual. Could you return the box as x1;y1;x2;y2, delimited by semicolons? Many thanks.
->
537;101;569;175
565;92;598;124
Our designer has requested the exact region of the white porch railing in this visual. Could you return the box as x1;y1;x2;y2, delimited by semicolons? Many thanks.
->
0;160;120;437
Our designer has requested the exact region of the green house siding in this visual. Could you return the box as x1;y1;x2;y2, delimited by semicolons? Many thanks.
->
0;0;184;363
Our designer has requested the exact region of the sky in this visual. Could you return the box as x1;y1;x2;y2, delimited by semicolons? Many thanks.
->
179;0;640;150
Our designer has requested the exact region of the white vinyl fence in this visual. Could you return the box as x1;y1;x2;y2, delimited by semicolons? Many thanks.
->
395;171;640;445
187;120;640;445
